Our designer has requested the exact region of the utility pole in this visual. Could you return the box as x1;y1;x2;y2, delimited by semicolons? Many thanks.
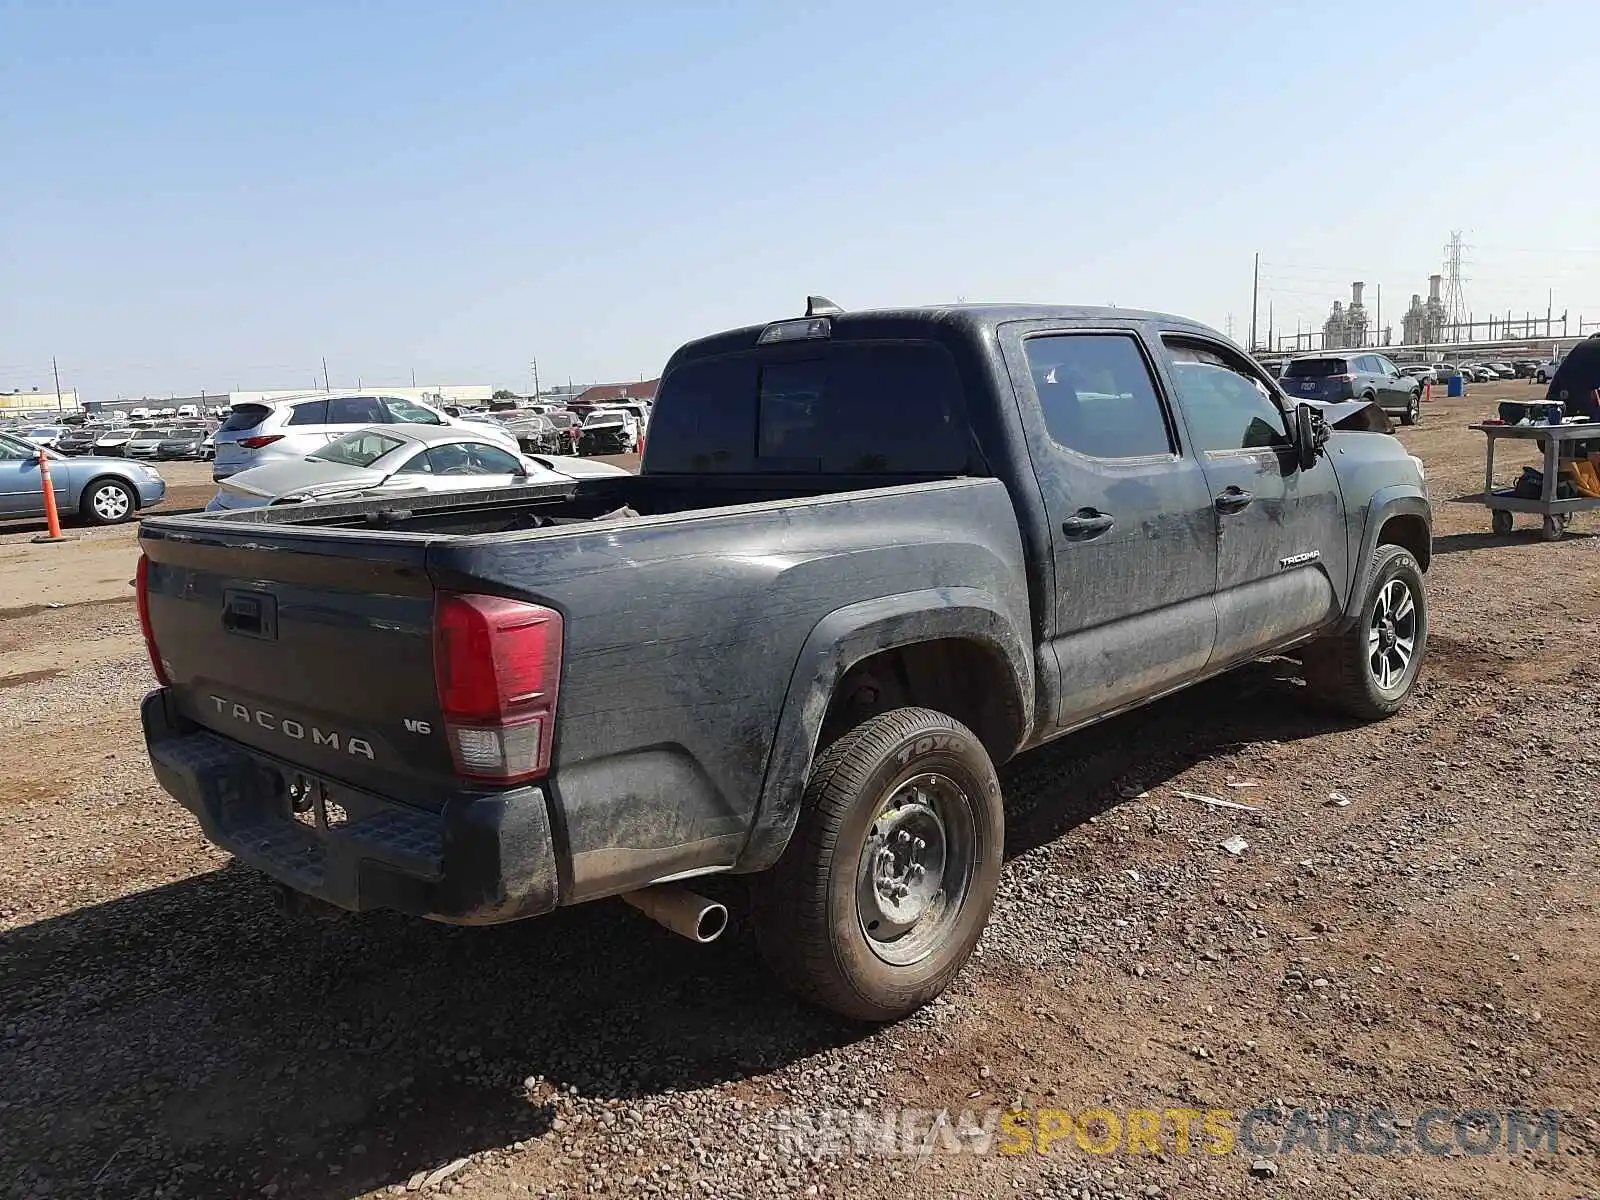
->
1225;313;1234;339
1249;252;1260;352
1267;302;1274;353
52;355;63;413
530;358;540;400
1375;284;1381;348
411;368;416;387
321;356;330;391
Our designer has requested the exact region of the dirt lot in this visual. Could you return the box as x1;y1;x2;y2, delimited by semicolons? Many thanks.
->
1;395;1595;1200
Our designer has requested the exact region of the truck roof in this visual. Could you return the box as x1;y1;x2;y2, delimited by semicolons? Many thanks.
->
666;304;1225;366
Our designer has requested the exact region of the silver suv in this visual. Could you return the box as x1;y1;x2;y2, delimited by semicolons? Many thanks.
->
212;393;519;480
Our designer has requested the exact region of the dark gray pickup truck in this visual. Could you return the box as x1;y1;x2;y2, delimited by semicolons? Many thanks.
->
138;301;1431;1021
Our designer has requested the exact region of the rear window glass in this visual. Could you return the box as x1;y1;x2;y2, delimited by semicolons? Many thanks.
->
1283;358;1348;378
649;342;968;474
219;405;271;432
312;430;406;468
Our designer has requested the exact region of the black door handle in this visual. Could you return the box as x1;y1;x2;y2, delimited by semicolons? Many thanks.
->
1061;509;1115;540
1214;486;1253;515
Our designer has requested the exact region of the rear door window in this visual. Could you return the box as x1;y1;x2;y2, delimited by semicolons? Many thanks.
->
462;444;523;474
325;395;387;425
286;400;329;426
1021;334;1174;459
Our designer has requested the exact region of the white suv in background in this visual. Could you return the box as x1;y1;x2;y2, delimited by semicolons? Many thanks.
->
212;393;521;480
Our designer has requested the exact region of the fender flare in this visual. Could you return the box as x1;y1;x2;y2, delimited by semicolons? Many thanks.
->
1339;487;1430;629
737;587;1032;873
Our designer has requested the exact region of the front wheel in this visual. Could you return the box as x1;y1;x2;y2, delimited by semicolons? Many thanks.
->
1302;544;1427;719
80;478;136;526
1401;392;1420;426
752;707;1004;1022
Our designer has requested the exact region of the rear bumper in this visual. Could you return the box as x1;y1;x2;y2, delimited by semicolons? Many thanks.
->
141;689;559;924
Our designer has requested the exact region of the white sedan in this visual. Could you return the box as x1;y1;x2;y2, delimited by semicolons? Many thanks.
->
207;424;626;512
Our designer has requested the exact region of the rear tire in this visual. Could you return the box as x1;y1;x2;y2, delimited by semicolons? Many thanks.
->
1401;392;1420;426
80;478;136;526
1302;544;1427;720
752;707;1003;1022
1491;509;1514;536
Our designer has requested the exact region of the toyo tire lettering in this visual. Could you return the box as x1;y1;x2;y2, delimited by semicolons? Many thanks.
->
894;734;966;766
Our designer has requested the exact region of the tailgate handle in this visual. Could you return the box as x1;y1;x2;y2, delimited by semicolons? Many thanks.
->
222;589;277;640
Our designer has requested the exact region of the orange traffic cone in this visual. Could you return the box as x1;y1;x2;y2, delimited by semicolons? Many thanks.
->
31;449;69;544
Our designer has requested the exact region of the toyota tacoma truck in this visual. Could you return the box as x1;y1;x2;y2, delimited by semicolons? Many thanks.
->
138;300;1431;1021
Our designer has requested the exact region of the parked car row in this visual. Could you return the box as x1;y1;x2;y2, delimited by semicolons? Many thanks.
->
452;399;652;457
1273;358;1562;391
49;422;214;459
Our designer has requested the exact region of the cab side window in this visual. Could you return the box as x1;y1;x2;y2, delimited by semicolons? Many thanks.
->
1164;340;1288;453
1022;334;1175;459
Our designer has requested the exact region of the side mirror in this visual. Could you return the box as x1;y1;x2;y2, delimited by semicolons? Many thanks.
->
1288;403;1328;471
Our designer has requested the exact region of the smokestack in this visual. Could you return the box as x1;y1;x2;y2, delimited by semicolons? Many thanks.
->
1428;274;1442;301
1351;281;1365;307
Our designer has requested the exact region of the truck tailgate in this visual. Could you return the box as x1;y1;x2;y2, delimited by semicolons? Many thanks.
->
140;524;455;810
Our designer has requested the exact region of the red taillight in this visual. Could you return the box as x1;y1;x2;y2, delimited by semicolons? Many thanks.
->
237;434;284;450
433;593;563;784
135;553;171;685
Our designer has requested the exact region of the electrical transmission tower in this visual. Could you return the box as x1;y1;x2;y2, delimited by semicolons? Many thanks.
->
1442;231;1469;340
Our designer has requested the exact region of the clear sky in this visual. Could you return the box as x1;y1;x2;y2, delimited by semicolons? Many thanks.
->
4;0;1598;400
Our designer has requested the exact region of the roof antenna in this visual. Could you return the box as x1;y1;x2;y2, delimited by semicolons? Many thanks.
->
805;295;844;317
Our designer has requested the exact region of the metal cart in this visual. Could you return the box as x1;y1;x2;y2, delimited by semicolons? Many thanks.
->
1473;420;1600;541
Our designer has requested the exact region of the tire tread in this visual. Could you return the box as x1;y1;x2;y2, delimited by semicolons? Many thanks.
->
753;707;996;1022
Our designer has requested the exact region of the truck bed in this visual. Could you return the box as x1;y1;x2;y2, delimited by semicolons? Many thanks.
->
139;473;1032;915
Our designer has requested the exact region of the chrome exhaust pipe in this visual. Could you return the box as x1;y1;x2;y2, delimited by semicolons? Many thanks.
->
621;884;728;943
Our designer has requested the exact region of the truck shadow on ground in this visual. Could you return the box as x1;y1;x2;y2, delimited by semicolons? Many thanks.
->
0;664;1351;1199
1432;528;1595;556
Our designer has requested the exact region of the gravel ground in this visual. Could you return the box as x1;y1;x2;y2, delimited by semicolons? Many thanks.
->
0;391;1595;1200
